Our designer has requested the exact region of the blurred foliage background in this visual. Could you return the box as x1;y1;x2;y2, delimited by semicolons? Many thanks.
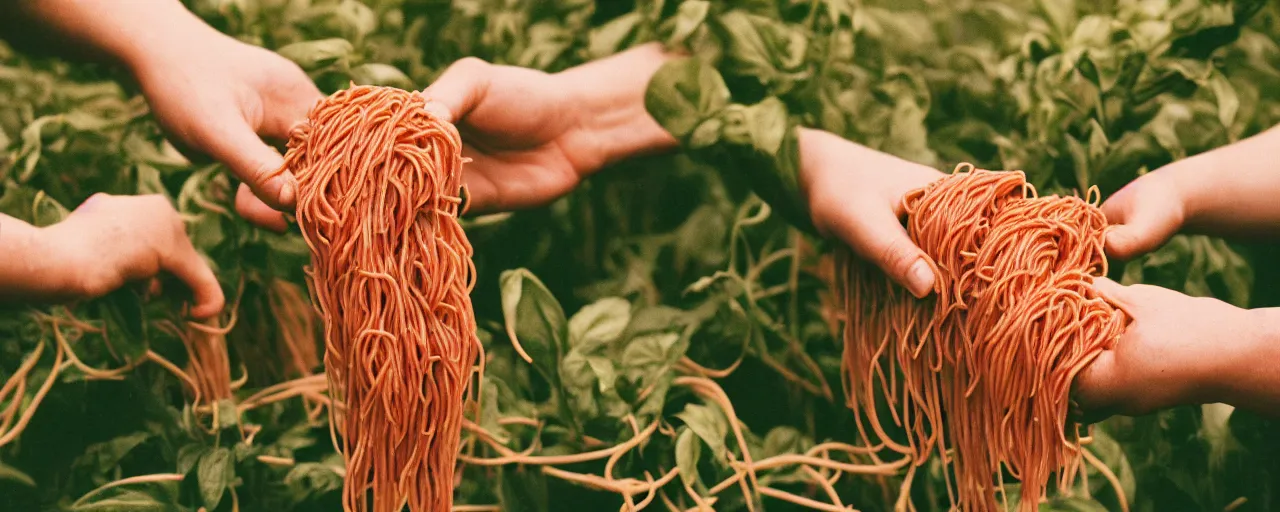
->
1;0;1279;511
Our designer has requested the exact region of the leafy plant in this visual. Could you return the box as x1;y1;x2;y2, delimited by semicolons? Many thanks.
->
1;0;1278;511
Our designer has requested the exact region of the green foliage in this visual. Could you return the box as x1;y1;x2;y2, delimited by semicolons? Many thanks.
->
2;0;1280;511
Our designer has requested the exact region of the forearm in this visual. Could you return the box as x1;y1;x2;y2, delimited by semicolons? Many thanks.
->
4;0;222;72
0;215;73;303
1209;307;1280;416
1168;125;1280;238
554;43;681;169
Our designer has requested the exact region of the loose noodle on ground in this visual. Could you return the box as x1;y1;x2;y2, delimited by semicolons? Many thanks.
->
838;164;1127;511
277;84;482;512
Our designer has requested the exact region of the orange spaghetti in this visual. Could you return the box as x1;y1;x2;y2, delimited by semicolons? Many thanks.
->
279;85;482;512
838;164;1126;511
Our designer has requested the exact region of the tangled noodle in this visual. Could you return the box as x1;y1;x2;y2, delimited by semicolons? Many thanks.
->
279;84;483;512
839;164;1127;511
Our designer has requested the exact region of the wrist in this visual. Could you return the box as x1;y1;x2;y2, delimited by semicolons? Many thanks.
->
0;220;80;302
111;3;227;76
552;43;680;173
1200;307;1280;407
1164;146;1228;233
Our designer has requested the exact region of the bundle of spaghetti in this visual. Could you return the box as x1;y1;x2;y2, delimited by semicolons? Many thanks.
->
279;84;482;512
837;164;1127;511
268;278;321;378
171;319;234;404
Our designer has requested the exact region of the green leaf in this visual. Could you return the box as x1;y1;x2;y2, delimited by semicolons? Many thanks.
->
1208;72;1239;129
499;269;568;389
666;0;710;47
567;297;631;351
349;63;415;89
135;164;169;198
560;350;599;419
176;445;210;476
715;11;808;89
197;447;234;509
675;427;702;489
1035;0;1077;38
276;39;355;71
676;403;728;461
73;432;151;480
645;57;731;140
588;12;642;59
761;426;808;458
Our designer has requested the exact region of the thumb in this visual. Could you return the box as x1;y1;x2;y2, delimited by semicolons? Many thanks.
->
200;124;297;213
1100;189;1180;260
1092;277;1139;314
824;206;936;298
420;57;493;125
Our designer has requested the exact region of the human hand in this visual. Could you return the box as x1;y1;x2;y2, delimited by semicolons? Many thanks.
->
1072;278;1258;421
127;29;323;232
1099;167;1190;260
420;43;678;214
797;128;946;297
41;194;224;318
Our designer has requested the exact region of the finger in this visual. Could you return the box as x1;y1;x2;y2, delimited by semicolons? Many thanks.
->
1071;350;1123;424
159;237;225;319
199;122;297;212
236;184;289;232
420;57;493;124
824;204;936;298
259;86;323;142
1092;277;1139;315
1100;186;1179;260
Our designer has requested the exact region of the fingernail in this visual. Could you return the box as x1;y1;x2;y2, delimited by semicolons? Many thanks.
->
278;175;297;208
905;258;934;298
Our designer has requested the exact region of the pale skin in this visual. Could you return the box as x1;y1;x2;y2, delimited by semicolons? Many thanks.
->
1074;124;1280;421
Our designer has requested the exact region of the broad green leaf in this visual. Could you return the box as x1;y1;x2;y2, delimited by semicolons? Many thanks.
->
478;377;511;445
284;454;345;498
276;39;355;71
567;297;631;351
676;403;728;461
675;427;702;489
349;63;415;89
499;269;568;388
560;350;599;419
176;445;211;476
73;432;151;481
645;57;731;140
197;447;234;509
588;12;642;59
761;426;808;458
715;11;808;88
